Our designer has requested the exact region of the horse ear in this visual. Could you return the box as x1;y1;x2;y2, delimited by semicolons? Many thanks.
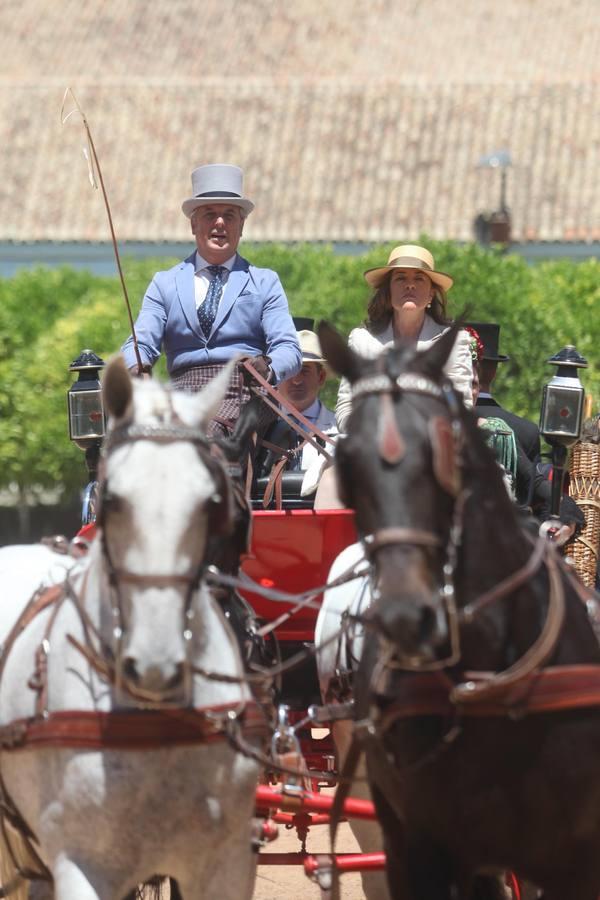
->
103;356;133;421
318;321;362;383
413;323;460;380
189;359;237;428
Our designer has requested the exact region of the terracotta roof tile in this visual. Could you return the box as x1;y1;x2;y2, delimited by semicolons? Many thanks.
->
0;1;598;244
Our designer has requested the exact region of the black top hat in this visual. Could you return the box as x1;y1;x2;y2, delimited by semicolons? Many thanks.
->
292;316;315;331
465;321;510;362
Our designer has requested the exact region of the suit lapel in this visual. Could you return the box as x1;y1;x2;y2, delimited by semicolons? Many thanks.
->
175;254;203;339
211;254;250;334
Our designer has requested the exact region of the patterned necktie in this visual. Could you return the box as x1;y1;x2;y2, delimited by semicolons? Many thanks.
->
198;265;226;335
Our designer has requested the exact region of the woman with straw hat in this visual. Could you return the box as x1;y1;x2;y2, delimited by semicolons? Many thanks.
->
335;244;473;430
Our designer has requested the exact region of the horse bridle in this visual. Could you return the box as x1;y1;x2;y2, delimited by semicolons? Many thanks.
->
93;418;231;703
348;363;567;698
349;366;465;670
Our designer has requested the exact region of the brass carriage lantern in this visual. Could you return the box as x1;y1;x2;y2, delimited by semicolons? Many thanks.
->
539;345;588;519
68;349;106;448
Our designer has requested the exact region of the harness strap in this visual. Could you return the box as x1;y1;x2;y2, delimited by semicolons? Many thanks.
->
28;591;67;720
242;360;334;460
0;702;268;752
327;733;364;900
262;454;290;509
376;664;600;728
258;436;309;509
461;536;548;621
0;584;63;687
451;545;566;705
364;527;442;555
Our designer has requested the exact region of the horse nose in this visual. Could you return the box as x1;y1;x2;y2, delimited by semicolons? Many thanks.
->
372;597;445;660
418;604;439;645
122;656;185;693
123;656;140;685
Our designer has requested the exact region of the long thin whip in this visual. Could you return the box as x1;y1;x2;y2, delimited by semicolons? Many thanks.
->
60;87;143;371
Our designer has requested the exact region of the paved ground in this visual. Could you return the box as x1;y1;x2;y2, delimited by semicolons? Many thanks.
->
150;815;367;899
253;814;366;900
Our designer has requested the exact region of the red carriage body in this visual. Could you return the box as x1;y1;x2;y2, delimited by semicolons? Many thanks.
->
240;508;356;640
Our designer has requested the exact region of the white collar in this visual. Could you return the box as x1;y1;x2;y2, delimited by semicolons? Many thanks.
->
298;398;321;421
194;252;236;274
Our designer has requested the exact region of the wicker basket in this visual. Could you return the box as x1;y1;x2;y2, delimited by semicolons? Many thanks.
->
569;441;600;588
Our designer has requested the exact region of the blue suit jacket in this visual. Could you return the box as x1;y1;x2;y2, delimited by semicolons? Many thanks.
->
121;252;301;383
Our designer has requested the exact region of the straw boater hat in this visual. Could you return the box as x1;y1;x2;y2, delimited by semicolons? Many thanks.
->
364;245;453;292
182;164;255;218
291;317;328;367
298;330;328;367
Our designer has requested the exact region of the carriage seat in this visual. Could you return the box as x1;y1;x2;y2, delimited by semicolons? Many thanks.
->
251;418;317;510
250;471;315;511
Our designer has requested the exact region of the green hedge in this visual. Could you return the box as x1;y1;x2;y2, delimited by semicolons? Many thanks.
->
0;241;598;500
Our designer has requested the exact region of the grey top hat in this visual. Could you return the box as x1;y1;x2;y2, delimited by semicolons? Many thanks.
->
182;164;255;218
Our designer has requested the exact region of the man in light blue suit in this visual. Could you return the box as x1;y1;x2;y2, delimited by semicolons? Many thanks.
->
121;163;301;435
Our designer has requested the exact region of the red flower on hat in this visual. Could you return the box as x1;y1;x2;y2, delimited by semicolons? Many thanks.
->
464;326;484;364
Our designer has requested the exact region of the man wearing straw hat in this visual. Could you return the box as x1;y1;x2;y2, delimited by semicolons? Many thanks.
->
278;319;336;432
121;163;301;436
257;319;337;478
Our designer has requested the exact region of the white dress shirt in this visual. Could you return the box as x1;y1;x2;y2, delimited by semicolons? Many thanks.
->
193;252;236;311
296;398;337;472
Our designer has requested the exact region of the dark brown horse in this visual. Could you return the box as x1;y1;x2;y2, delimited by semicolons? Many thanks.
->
319;321;600;900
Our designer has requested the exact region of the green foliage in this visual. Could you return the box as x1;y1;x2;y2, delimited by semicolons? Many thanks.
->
1;242;598;501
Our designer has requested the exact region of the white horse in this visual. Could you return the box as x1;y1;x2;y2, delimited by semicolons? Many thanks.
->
0;358;262;900
315;542;391;900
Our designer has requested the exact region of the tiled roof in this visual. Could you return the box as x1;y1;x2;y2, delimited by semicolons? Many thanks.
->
1;0;598;244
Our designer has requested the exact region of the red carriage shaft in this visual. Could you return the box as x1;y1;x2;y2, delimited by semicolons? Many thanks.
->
255;784;377;820
257;851;386;869
304;853;386;874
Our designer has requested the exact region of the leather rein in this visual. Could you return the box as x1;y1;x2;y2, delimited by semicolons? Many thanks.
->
348;363;599;718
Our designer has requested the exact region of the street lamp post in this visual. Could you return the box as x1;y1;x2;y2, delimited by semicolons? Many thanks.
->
475;149;512;245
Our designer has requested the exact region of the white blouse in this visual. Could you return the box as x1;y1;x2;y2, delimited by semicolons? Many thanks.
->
335;316;474;431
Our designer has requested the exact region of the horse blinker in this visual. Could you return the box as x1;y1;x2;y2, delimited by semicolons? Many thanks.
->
429;416;461;497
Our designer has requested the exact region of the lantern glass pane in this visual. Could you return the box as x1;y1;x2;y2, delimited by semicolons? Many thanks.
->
69;390;105;440
540;385;583;438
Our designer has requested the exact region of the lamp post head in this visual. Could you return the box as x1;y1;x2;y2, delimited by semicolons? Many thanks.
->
67;349;106;450
477;149;512;169
539;345;587;447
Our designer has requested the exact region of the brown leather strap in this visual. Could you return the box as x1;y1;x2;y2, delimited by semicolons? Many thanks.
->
451;546;566;706
364;527;442;555
262;455;289;509
0;701;268;751
241;360;334;459
328;732;362;900
377;664;600;728
461;536;547;621
0;584;64;689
